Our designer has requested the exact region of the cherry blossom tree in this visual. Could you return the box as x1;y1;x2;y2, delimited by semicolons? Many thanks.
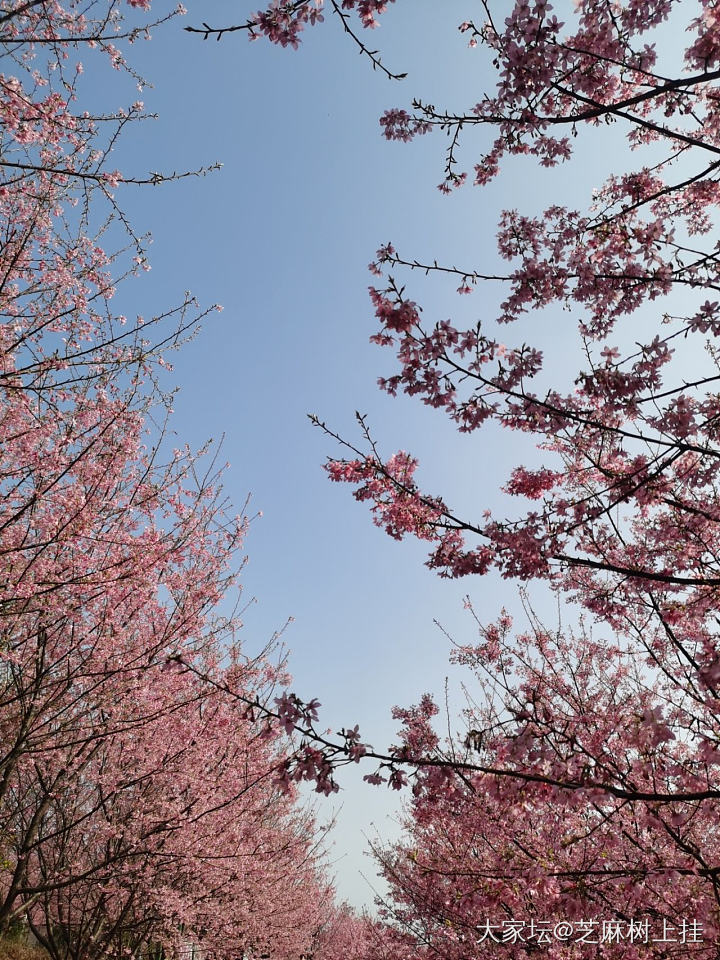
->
0;2;371;957
0;0;239;938
17;655;342;960
193;0;720;682
365;600;720;957
207;0;720;647
319;0;720;657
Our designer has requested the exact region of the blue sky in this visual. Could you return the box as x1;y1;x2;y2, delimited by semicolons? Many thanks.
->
78;0;632;910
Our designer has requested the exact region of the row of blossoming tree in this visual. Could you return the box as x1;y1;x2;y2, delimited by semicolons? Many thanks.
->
185;0;720;956
0;1;377;958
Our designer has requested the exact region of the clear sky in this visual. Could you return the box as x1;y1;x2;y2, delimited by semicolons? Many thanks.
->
79;0;631;910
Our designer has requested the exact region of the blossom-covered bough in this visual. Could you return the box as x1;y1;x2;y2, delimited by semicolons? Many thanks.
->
185;0;406;79
192;1;720;954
